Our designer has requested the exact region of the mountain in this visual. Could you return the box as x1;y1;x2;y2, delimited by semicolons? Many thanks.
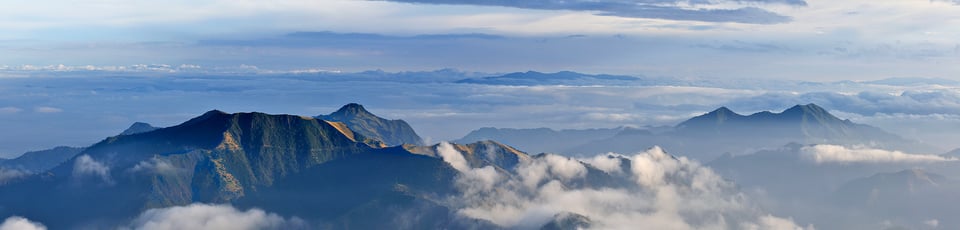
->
567;104;933;160
830;169;960;229
455;127;625;154
317;103;424;146
0;109;522;229
455;71;643;86
119;122;160;135
0;122;160;174
0;146;84;173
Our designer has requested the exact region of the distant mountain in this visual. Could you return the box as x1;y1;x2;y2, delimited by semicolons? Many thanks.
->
455;127;625;154
0;122;160;174
830;169;960;229
119;122;160;135
864;77;960;86
567;103;934;160
317;103;424;146
0;146;84;173
455;71;646;86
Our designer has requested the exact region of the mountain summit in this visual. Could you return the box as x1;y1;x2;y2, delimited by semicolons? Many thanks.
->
317;103;424;146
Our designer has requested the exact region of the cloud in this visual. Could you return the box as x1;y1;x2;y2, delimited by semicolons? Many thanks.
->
373;0;801;24
0;168;27;184
0;107;21;114
444;145;811;229
437;142;471;172
129;157;180;174
124;203;305;230
800;145;956;164
0;216;47;230
33;106;62;113
72;154;113;184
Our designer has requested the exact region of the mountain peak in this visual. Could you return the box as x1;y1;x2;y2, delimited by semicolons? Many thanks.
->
318;103;424;146
783;103;826;115
120;122;159;135
332;103;372;117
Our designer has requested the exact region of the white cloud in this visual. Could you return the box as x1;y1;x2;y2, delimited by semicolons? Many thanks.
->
33;106;62;113
437;142;470;172
72;154;112;184
0;107;21;114
0;168;26;184
925;219;939;228
582;154;625;174
800;145;956;164
451;146;812;230
129;157;180;174
124;203;304;230
0;216;46;230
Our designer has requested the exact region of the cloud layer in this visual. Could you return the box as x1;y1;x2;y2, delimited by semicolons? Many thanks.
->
800;145;956;164
439;144;811;229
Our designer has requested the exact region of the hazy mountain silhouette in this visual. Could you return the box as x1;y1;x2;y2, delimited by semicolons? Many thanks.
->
0;146;84;173
455;71;644;86
567;104;934;160
317;103;424;146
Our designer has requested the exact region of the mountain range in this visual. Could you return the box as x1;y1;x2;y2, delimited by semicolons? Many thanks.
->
0;104;630;229
462;103;936;160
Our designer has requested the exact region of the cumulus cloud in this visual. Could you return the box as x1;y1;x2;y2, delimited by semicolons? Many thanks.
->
0;216;47;230
33;106;62;113
72;154;113;184
124;203;305;230
800;145;956;164
374;0;800;24
444;145;811;229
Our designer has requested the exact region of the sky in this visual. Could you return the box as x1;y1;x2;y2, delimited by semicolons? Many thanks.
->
2;0;960;80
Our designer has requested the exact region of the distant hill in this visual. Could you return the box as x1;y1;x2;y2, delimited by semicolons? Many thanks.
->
455;71;647;86
567;103;935;160
317;103;424;146
0;146;84;173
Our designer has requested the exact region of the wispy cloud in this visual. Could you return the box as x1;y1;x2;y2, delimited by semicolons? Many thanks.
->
372;0;802;24
33;106;62;113
800;145;956;164
0;107;22;114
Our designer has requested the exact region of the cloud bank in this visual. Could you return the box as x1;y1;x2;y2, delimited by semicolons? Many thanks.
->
0;216;46;230
374;0;801;24
124;203;305;230
439;144;811;229
800;145;956;164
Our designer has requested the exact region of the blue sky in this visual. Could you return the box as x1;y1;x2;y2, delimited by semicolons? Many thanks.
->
2;0;960;80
